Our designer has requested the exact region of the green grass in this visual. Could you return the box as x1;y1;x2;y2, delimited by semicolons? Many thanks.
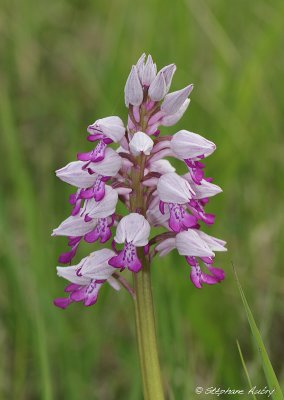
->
235;267;283;400
1;0;284;398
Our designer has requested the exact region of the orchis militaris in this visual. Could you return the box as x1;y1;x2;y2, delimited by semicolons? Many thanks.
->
52;54;226;399
53;53;226;306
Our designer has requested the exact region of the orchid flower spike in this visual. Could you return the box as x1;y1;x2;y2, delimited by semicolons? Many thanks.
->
53;53;226;309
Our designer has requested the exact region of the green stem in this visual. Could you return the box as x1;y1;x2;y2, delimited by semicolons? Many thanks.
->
133;252;164;400
129;140;164;399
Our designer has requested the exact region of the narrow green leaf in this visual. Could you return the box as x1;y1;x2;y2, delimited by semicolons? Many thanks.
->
236;340;257;400
233;264;283;400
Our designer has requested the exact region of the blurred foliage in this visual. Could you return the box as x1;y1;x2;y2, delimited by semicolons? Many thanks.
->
0;0;284;399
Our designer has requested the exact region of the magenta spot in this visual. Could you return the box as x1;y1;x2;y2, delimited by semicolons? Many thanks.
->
84;217;112;244
185;159;205;185
54;297;72;309
168;203;198;233
108;242;142;272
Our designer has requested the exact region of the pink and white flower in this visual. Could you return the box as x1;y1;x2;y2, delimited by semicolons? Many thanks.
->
171;130;216;184
54;186;118;263
87;116;125;143
54;249;119;309
157;172;197;232
183;173;222;225
176;229;226;288
70;116;126;166
56;160;97;188
109;213;150;272
52;214;97;238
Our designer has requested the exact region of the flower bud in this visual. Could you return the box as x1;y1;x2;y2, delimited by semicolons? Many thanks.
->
136;53;146;81
148;71;167;101
124;66;143;107
161;84;193;115
129;131;154;156
160;99;190;127
160;63;176;91
142;55;157;86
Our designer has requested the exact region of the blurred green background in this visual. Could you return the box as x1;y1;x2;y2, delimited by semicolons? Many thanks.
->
1;0;283;399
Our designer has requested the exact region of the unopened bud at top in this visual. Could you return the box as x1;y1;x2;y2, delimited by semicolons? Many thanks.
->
161;84;193;115
160;99;190;127
124;66;144;107
142;55;157;86
148;71;167;101
159;64;176;91
136;53;146;81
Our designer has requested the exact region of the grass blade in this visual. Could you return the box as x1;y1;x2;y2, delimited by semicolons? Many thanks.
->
236;340;257;400
234;264;283;400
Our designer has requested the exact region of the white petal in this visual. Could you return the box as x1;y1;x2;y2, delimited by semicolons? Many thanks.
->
160;99;190;127
146;198;169;228
148;147;173;164
100;123;125;142
80;249;116;279
101;116;124;125
151;140;171;153
183;173;222;198
107;276;121;291
157;172;195;204
148;71;167;101
52;214;97;237
156;238;176;257
142;159;175;187
114;186;132;196
171;130;216;160
56;161;97;188
161;85;193;115
142;177;159;187
89;148;122;176
129;132;154;156
87;116;125;142
57;262;90;285
91;116;125;142
114;213;151;246
160;63;176;91
136;53;146;81
194;230;227;252
119;135;130;152
149;159;176;174
84;186;118;218
142;55;156;86
124;65;143;107
176;230;214;257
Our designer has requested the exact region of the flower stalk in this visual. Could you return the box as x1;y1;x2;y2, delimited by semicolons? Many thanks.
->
131;153;164;399
133;254;164;400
